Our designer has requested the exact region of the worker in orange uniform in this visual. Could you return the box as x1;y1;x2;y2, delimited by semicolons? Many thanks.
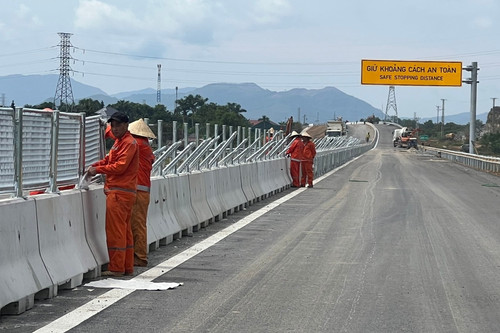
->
286;131;304;188
87;112;139;277
127;119;156;267
301;131;316;188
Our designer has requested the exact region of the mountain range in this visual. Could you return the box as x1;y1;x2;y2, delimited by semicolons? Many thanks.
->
0;74;488;125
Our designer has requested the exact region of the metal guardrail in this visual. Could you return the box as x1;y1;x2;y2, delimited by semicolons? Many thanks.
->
0;107;101;196
420;145;500;174
0;108;373;198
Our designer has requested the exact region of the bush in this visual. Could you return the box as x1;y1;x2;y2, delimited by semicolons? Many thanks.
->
480;133;500;154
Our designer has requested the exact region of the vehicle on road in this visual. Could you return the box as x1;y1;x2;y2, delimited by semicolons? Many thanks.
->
394;127;420;149
325;119;346;137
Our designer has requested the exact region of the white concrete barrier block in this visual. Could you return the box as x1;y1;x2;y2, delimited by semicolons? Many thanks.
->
148;177;181;248
35;191;97;289
166;174;197;233
239;163;257;205
0;197;54;313
81;185;107;272
188;171;214;225
203;169;224;221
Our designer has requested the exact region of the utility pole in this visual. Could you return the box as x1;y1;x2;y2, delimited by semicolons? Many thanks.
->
157;64;161;105
436;105;440;124
463;62;479;154
441;98;446;138
175;86;178;112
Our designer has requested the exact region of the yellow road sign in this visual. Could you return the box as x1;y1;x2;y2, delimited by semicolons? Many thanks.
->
361;60;462;86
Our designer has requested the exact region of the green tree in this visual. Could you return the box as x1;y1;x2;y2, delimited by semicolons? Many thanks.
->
75;98;104;117
175;94;208;125
23;101;56;109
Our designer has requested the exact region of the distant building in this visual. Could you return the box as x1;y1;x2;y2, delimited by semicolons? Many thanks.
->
250;119;280;131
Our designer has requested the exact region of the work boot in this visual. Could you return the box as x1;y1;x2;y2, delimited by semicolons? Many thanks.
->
101;270;124;277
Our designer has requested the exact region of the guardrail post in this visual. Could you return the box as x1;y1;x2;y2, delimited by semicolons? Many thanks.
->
195;123;199;147
48;110;60;193
183;122;188;148
78;113;86;178
206;122;210;139
13;107;23;198
157;119;163;149
172;120;177;145
214;124;219;148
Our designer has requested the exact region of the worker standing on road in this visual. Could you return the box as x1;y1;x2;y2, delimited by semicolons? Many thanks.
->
301;131;316;188
128;119;156;267
366;132;370;143
286;131;304;188
87;112;139;277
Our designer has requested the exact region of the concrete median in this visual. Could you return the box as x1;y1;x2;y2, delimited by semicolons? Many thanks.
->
80;185;107;277
35;191;98;290
147;177;182;250
0;197;55;315
188;171;215;227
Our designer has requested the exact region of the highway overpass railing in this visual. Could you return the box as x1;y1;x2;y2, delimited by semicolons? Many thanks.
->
420;145;500;174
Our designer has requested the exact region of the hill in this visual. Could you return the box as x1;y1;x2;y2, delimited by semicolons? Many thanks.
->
0;74;107;106
0;74;384;123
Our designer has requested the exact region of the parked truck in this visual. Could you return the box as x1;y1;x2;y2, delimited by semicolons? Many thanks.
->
325;120;346;137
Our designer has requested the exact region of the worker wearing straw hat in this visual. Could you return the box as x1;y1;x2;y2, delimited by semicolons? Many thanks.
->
88;112;138;276
286;131;304;187
301;131;316;188
128;119;156;267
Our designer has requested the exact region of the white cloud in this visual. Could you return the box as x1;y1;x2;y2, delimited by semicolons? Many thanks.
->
251;0;292;25
75;0;143;34
472;16;493;29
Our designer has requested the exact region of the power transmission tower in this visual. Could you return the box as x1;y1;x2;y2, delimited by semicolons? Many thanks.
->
157;64;161;104
385;86;398;122
53;32;75;112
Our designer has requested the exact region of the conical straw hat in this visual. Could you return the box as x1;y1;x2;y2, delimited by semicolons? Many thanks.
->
290;130;301;137
301;131;312;138
128;118;156;139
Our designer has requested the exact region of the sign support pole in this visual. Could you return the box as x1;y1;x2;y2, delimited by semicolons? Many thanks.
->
463;62;479;154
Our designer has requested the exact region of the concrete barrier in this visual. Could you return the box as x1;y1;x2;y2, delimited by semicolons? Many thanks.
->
249;161;266;201
239;163;257;206
256;161;274;198
147;177;182;250
203;169;224;221
0;197;55;315
280;158;293;186
166;174;197;235
227;165;248;212
215;166;246;216
35;191;97;289
188;171;215;227
80;185;107;277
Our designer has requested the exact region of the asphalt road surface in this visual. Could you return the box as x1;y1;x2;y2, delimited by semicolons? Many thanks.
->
2;123;500;332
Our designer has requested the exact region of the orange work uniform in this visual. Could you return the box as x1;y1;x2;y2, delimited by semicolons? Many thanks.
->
92;131;139;274
130;136;155;266
301;140;316;187
286;137;304;187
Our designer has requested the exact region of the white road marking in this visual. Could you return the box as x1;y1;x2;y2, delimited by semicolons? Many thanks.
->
34;155;364;333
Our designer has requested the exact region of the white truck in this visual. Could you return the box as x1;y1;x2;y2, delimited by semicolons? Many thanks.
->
325;120;346;137
393;128;403;147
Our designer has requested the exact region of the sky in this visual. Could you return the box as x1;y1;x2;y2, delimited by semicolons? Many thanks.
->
1;0;499;120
